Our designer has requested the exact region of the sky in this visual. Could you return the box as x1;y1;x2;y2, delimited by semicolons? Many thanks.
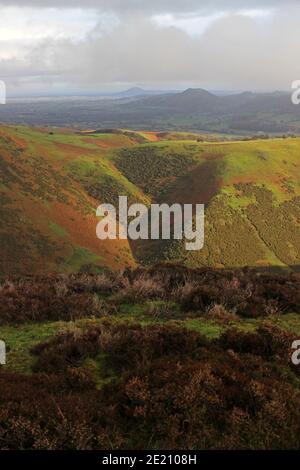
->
0;0;299;96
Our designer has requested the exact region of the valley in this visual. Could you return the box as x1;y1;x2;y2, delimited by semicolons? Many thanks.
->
1;125;300;274
1;123;300;450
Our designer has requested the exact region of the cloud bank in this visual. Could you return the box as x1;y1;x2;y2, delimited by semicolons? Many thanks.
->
0;1;298;95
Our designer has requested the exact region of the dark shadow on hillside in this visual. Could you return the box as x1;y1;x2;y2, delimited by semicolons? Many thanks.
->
128;156;223;263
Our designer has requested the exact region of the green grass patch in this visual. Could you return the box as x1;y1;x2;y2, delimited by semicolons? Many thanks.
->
49;221;67;238
67;246;103;272
182;318;224;338
1;322;64;373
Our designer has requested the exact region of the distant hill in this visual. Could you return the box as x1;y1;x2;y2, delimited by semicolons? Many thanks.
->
120;88;297;133
126;88;288;115
131;88;221;113
0;88;298;134
113;87;173;98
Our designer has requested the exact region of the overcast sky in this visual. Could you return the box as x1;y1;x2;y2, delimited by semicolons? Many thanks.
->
0;0;299;96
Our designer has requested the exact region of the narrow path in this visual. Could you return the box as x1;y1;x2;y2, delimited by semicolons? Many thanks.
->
242;210;288;268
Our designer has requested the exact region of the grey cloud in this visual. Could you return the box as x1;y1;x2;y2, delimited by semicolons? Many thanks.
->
1;2;300;94
14;8;299;91
0;0;297;14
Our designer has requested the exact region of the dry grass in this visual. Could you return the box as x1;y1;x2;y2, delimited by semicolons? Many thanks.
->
205;303;240;324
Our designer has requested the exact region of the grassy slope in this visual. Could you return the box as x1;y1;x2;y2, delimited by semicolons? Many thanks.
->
118;137;300;270
1;125;300;273
0;125;140;274
181;139;300;269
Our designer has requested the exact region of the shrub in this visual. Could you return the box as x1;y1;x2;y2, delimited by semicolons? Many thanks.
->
8;321;299;450
217;323;294;361
205;303;240;324
2;266;300;324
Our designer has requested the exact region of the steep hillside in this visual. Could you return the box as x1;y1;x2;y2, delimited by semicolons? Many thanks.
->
1;125;300;274
0;126;141;274
149;139;300;270
112;137;300;270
